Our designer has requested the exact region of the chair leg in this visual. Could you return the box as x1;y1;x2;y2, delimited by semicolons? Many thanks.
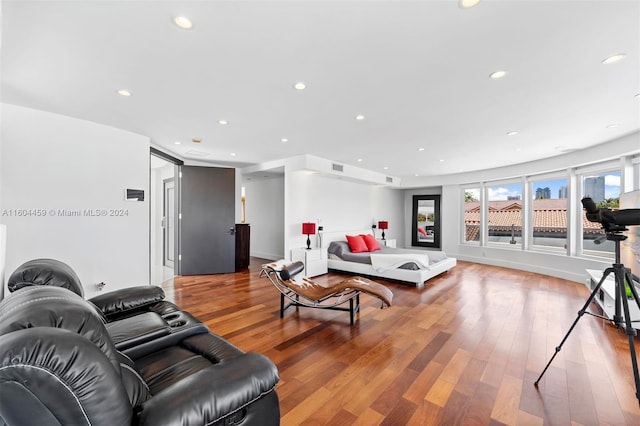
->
350;297;355;325
280;293;285;318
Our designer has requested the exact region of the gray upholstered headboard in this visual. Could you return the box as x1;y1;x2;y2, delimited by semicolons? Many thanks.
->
321;229;375;249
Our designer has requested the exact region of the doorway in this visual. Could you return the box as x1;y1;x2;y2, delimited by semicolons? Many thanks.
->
150;152;180;286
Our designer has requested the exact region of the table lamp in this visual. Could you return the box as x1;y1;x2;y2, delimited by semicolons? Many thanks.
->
302;222;316;250
378;221;388;240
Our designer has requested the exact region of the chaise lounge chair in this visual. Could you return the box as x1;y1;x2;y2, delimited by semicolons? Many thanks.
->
261;260;393;325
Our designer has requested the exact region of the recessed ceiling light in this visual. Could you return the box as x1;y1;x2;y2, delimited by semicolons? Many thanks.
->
173;16;193;30
515;148;521;152
635;93;640;99
506;131;519;136
355;114;365;121
418;148;425;152
439;159;445;162
606;123;620;128
414;173;420;177
357;158;363;162
174;141;182;145
602;54;626;64
230;152;236;156
281;138;288;143
192;138;201;143
218;120;228;125
117;89;131;97
489;70;507;79
294;82;306;90
383;166;389;170
459;0;481;9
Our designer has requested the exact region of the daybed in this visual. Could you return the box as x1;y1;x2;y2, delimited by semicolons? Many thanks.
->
323;230;457;288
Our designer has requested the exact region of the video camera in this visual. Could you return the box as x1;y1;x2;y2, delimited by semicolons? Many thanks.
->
581;197;640;233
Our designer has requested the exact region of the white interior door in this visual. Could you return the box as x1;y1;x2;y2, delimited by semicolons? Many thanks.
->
163;178;175;268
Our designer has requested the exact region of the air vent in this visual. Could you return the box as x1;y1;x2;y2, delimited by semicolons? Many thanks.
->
386;176;393;183
332;163;344;172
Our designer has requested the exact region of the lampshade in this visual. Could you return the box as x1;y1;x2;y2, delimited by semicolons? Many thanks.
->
302;222;316;235
378;221;388;230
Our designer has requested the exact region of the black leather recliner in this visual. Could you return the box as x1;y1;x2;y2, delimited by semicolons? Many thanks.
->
7;259;210;358
8;258;182;321
1;271;280;425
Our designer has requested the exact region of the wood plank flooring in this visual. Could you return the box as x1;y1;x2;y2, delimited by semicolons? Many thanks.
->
161;259;640;425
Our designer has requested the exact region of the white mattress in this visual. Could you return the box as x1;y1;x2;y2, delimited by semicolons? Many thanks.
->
327;256;457;289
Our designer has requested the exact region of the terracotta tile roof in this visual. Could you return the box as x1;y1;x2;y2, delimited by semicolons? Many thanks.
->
463;199;605;241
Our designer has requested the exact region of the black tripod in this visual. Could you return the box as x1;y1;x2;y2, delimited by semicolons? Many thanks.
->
534;231;640;406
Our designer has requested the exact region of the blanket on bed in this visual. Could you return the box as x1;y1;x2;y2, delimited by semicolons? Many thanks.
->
370;253;430;272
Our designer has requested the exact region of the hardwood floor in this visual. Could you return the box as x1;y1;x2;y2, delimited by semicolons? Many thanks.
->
161;259;640;425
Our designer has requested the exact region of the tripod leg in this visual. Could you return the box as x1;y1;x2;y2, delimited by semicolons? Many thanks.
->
619;269;640;405
534;268;614;387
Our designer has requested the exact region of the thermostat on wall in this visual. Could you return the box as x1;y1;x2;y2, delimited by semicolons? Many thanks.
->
125;189;144;202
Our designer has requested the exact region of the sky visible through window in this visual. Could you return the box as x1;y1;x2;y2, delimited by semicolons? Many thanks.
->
483;173;621;201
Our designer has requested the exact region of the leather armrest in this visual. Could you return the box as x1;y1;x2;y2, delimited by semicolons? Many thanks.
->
137;353;280;426
106;312;171;351
89;286;165;318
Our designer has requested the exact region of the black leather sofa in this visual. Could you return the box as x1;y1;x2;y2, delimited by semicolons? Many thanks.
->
1;260;281;425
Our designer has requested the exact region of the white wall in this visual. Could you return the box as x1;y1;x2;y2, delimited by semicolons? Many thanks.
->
244;176;284;260
285;170;404;256
0;104;150;297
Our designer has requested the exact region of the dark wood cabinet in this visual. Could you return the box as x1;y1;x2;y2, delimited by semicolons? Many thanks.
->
235;223;250;271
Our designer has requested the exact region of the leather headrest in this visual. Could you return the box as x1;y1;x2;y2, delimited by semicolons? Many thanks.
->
8;258;84;297
0;286;120;374
278;261;304;281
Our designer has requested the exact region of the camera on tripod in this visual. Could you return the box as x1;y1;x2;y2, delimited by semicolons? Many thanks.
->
536;195;640;404
581;197;640;233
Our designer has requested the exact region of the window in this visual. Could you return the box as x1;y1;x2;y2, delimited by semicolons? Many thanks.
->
581;169;621;257
531;177;568;250
487;182;523;246
463;187;481;244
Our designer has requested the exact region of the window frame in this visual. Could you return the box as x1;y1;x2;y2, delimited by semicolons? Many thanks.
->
527;171;570;254
485;178;525;249
575;161;622;260
461;185;482;246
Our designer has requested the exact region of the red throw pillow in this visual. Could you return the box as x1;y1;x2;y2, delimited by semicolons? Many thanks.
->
345;234;369;253
360;234;381;252
418;227;427;236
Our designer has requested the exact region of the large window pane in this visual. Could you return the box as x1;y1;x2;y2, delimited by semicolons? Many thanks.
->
463;188;481;244
582;170;621;256
532;178;568;250
487;183;522;245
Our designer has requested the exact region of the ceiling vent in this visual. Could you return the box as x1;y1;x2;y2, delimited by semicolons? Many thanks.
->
386;176;393;183
332;163;344;172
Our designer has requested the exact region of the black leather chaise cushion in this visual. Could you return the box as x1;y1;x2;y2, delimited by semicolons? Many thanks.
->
279;261;304;281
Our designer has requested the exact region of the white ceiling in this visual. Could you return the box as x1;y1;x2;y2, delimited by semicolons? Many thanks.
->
2;0;639;178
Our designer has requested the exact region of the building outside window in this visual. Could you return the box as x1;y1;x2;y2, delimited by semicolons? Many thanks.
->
581;169;621;257
487;182;523;245
463;187;481;244
531;177;568;250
